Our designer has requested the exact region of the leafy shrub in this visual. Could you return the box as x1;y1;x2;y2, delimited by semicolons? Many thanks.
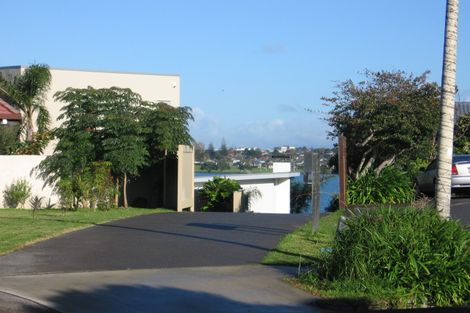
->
29;195;43;210
29;195;44;218
56;162;115;210
0;125;20;155
308;207;470;307
200;177;241;211
3;178;32;208
347;166;415;205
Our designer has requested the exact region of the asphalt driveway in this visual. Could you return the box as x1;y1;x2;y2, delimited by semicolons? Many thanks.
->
0;212;308;276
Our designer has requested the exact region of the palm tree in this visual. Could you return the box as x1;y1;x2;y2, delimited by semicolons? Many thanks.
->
0;64;52;144
436;0;460;218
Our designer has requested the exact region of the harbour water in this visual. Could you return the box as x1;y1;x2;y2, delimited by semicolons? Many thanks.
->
293;175;339;213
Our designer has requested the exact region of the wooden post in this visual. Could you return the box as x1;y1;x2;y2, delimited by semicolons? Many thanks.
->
312;153;321;231
338;135;347;209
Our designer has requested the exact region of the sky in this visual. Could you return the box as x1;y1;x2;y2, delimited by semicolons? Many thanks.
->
2;0;470;149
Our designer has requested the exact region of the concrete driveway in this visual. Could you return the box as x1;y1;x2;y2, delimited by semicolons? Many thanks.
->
0;212;332;313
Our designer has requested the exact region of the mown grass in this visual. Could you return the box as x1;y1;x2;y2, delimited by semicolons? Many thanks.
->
263;210;343;266
0;207;171;255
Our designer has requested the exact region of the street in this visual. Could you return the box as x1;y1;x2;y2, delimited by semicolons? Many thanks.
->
451;196;470;225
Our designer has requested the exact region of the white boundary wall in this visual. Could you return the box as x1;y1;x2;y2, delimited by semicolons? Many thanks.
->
0;156;58;208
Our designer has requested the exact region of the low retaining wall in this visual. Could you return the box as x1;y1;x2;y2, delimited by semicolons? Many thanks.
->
0;155;58;208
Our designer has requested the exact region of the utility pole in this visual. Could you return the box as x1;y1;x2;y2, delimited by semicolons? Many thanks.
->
311;153;321;231
338;135;347;209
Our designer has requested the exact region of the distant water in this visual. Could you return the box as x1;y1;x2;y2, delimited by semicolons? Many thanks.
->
293;175;339;213
195;172;339;214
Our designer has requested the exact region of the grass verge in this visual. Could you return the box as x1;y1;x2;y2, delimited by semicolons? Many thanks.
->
264;207;470;310
263;210;343;266
0;207;171;255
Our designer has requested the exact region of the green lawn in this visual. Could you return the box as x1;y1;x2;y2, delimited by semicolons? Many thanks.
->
0;207;171;255
263;210;343;265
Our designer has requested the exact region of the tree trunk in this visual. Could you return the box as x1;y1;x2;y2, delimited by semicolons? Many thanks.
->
436;0;459;218
26;108;34;141
123;173;128;208
375;155;396;175
114;177;120;207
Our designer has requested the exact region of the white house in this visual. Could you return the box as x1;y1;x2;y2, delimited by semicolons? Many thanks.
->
0;66;194;211
195;162;299;214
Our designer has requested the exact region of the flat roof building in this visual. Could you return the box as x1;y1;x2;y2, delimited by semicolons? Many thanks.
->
0;66;193;211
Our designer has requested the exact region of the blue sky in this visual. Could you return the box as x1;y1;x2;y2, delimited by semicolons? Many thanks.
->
2;0;469;149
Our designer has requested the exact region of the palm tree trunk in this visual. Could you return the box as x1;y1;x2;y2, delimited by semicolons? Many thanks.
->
436;0;459;218
123;172;128;208
26;108;34;141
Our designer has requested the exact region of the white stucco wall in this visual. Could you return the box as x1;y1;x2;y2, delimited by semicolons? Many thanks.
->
0;156;58;208
44;68;181;155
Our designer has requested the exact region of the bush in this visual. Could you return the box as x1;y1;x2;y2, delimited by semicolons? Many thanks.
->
0;125;20;155
3;178;32;208
306;207;470;307
348;166;415;205
200;177;241;211
56;162;115;210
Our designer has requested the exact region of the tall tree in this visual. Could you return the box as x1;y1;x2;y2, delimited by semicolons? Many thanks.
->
39;87;149;208
325;70;440;179
100;88;149;208
219;138;228;158
194;142;206;162
207;142;216;160
436;0;460;217
0;64;52;150
142;102;193;162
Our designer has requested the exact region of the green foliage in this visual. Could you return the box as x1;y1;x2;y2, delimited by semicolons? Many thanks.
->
325;70;440;179
29;195;43;210
347;166;415;205
309;207;470;307
3;178;32;208
199;161;218;172
0;125;20;154
38;87;193;209
200;177;241;211
142;102;193;163
54;162;115;210
454;114;470;154
29;195;44;219
0;64;52;151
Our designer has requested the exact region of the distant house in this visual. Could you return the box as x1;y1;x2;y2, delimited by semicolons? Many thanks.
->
0;66;194;211
0;98;21;126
